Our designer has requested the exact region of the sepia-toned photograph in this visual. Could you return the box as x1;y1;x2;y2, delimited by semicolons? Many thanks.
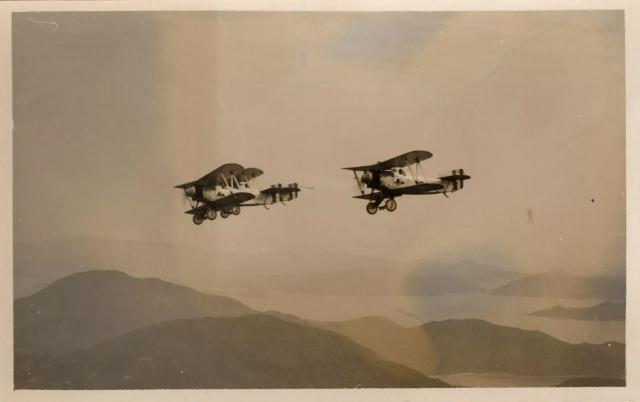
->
5;3;634;397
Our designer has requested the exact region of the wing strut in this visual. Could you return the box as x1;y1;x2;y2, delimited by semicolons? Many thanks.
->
417;160;426;182
219;173;229;188
352;170;365;195
407;163;418;184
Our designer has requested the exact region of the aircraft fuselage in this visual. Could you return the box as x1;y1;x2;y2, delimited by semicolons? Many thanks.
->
364;168;447;195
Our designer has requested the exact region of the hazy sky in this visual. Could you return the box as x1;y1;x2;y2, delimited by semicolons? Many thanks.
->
13;11;625;275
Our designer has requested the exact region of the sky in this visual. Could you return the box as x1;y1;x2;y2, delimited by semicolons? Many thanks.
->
12;11;626;277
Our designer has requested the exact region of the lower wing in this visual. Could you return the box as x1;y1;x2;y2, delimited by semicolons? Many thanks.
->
184;192;255;214
389;182;444;196
353;192;383;200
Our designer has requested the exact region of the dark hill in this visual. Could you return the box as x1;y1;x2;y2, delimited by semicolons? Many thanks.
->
528;301;625;321
266;311;440;375
15;315;450;389
14;270;256;355
420;319;624;378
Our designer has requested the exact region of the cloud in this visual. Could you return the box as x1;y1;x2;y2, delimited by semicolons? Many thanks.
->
328;12;449;63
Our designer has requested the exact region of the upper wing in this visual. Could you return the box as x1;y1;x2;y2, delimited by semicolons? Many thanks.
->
175;181;198;190
239;167;264;182
343;150;433;172
380;150;433;169
196;163;245;187
342;164;381;172
176;163;244;189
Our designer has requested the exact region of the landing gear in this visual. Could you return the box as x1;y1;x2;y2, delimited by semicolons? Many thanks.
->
192;213;204;225
205;208;217;220
385;198;397;212
191;205;240;223
366;198;397;215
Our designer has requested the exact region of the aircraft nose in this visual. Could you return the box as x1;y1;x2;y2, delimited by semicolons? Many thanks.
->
361;171;372;184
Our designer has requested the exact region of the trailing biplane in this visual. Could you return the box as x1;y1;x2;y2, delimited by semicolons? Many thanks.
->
175;163;301;225
344;150;471;215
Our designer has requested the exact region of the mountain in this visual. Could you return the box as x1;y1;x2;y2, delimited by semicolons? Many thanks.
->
491;271;625;300
528;301;625;322
14;269;625;388
15;315;450;389
13;238;400;298
266;311;440;375
14;270;256;356
397;259;522;296
421;319;624;378
14;238;236;298
265;312;626;379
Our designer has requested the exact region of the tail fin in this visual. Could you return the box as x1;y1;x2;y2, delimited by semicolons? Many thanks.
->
439;169;471;191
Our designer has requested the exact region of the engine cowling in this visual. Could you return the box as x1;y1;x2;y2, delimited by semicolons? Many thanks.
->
361;171;373;185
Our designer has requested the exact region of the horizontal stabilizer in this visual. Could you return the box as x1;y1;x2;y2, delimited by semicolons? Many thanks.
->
261;184;300;195
439;174;471;181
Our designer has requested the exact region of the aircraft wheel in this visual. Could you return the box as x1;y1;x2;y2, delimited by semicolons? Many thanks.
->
231;205;241;215
366;202;378;215
220;210;230;219
385;199;397;212
192;214;204;225
205;208;217;220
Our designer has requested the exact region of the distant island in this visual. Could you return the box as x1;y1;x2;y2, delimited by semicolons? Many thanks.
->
527;301;625;322
491;271;625;300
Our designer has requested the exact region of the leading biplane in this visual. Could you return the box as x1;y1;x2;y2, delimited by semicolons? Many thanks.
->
344;150;471;215
175;163;301;225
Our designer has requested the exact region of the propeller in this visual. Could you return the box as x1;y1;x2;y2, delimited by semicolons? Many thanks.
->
180;189;193;208
460;169;465;189
351;175;364;195
182;186;202;208
179;190;193;208
452;170;458;191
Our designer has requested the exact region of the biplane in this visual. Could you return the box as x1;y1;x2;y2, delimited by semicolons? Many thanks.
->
175;163;301;225
344;150;471;215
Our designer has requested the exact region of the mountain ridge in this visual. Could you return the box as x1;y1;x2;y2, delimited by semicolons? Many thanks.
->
419;319;624;377
527;301;625;321
15;314;450;389
14;269;625;388
14;269;256;355
491;271;625;300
